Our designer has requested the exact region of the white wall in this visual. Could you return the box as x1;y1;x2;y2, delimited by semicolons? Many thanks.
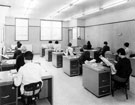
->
5;17;68;54
85;1;135;53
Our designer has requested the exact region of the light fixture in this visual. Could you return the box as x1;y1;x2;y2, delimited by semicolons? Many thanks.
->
102;0;129;9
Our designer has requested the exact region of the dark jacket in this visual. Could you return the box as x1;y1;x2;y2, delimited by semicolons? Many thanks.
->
115;57;132;78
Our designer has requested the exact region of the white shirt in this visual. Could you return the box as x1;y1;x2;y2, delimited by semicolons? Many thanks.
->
65;47;74;56
14;62;46;94
53;44;61;52
47;43;54;49
125;47;132;58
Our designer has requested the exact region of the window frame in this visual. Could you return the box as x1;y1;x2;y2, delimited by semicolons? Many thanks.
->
15;18;29;41
40;19;63;41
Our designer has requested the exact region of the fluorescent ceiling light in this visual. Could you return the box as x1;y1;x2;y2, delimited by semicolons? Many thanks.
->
102;0;129;9
85;8;100;15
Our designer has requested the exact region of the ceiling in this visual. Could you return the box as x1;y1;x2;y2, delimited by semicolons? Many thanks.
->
0;0;131;20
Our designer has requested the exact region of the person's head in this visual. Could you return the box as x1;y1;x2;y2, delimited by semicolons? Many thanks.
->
68;43;72;47
17;41;22;48
80;48;84;52
87;41;91;45
124;42;129;47
104;41;108;45
24;51;33;62
48;41;52;43
21;46;27;53
117;48;126;57
55;41;59;44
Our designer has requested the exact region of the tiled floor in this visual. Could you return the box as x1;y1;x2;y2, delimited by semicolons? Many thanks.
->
23;55;135;105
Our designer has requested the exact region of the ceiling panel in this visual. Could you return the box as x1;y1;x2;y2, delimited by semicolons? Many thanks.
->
0;0;132;20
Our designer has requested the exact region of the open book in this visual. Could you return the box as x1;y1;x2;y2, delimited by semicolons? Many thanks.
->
100;56;116;74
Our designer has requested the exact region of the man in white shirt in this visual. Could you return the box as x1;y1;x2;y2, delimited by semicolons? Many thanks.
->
53;41;61;52
13;51;46;95
124;42;132;58
65;43;74;56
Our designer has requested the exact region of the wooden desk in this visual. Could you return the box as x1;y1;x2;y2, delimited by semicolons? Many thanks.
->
52;52;63;68
83;63;111;97
45;49;54;62
63;56;80;76
0;59;16;71
0;71;53;105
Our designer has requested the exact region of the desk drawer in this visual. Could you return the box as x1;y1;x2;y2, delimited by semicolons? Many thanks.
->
99;86;110;95
71;70;79;75
99;72;110;87
70;60;78;69
0;85;16;105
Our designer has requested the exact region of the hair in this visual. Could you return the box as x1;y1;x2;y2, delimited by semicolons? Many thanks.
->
24;51;33;60
80;48;84;52
17;41;22;48
124;42;129;47
87;41;91;45
55;41;59;44
104;41;108;45
68;43;72;47
117;48;126;55
48;41;52;43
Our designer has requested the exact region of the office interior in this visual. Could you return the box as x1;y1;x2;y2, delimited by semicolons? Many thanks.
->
0;0;135;105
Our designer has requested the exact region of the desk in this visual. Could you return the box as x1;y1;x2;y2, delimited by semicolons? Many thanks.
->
45;49;54;62
0;71;53;105
52;52;63;68
84;49;98;59
0;59;16;71
63;56;79;76
130;58;135;77
83;63;111;97
41;48;46;57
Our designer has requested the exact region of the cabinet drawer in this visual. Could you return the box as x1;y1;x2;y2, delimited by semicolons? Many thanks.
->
71;70;79;75
0;85;16;105
70;60;78;68
99;72;110;87
99;86;110;95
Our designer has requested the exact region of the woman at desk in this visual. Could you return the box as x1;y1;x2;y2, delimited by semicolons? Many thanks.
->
86;41;92;49
47;41;53;49
65;43;74;56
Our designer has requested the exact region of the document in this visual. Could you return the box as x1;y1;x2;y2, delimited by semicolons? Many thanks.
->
100;56;116;74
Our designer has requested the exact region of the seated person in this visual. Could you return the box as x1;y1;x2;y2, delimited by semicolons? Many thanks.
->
13;49;22;59
53;41;61;52
15;41;22;51
111;48;132;82
15;46;27;71
86;41;92;50
79;51;92;74
47;41;53;49
101;41;110;57
13;51;46;102
65;43;74;56
124;42;132;58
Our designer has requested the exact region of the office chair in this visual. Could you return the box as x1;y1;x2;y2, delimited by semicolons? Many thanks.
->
111;76;130;99
22;81;42;105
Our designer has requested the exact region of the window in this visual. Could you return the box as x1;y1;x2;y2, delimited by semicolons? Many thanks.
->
41;20;62;40
15;18;28;40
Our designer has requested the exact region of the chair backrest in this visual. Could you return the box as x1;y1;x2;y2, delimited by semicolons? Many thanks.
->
24;81;42;97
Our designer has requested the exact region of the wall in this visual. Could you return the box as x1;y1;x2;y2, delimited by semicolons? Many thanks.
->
5;17;68;54
85;1;135;53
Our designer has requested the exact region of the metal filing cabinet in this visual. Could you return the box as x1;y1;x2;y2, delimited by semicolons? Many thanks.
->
45;49;54;61
0;84;17;105
63;56;79;76
83;64;111;97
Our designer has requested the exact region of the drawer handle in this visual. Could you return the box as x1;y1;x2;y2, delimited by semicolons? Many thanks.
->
102;80;106;82
1;95;10;99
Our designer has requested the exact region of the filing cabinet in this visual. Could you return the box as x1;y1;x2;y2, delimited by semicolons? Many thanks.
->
52;52;63;68
83;64;111;97
45;49;54;61
63;56;79;76
0;84;17;105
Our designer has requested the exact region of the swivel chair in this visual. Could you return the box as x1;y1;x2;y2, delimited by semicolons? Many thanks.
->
22;81;42;105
